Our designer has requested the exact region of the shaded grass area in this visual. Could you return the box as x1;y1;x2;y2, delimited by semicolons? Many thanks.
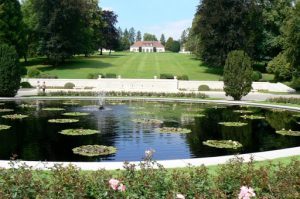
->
22;52;224;80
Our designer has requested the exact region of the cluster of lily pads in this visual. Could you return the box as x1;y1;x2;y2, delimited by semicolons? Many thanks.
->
42;108;65;111
0;125;11;131
0;109;14;113
63;101;80;106
62;112;90;117
241;115;265;120
233;110;253;114
218;122;248;127
182;113;206;118
132;118;163;125
19;104;37;108
203;140;243;149
156;127;191;134
2;114;28;120
59;129;99;136
48;119;79;124
276;129;300;136
72;145;117;157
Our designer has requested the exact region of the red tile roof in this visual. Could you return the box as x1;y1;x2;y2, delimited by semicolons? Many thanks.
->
131;41;164;48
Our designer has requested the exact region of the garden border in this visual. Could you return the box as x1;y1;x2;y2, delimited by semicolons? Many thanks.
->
0;96;300;170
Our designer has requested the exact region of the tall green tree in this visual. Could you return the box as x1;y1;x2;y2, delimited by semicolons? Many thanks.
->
121;28;130;50
160;34;166;46
136;31;142;42
186;13;202;57
0;44;21;97
128;27;136;44
0;0;26;58
223;50;253;100
143;33;157;41
165;37;174;51
195;0;264;66
180;29;188;46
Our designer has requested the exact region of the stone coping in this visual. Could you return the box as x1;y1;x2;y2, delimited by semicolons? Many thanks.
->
0;97;299;170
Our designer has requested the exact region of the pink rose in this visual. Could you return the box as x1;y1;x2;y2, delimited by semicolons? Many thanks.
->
109;178;120;190
239;186;256;199
118;184;126;192
176;193;185;199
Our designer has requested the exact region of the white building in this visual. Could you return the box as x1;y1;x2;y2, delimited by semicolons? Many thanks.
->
130;41;165;53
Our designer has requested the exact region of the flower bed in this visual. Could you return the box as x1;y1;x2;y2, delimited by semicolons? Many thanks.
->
2;114;28;120
218;122;248;127
72;145;117;157
59;129;99;136
62;112;90;117
156;127;191;134
0;125;11;131
203;140;243;149
276;129;300;136
48;119;79;124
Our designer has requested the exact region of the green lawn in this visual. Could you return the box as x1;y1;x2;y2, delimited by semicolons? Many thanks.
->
23;52;223;80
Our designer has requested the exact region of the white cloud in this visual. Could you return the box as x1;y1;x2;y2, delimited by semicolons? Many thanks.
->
143;19;192;40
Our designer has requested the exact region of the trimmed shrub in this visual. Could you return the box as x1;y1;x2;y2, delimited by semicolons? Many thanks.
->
0;44;21;97
20;82;32;88
267;52;292;81
223;50;253;100
38;73;58;79
290;77;300;91
160;73;174;79
27;68;41;78
198;85;210;91
87;73;104;79
251;71;262;81
177;75;189;80
106;73;117;78
64;82;75;89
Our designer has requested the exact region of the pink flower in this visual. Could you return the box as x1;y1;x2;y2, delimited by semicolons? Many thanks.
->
118;184;126;192
109;178;120;190
176;193;185;199
239;186;256;199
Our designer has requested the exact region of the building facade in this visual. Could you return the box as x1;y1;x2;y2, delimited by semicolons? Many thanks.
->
130;41;165;53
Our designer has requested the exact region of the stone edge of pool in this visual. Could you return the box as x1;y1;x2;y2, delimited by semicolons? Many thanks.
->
0;97;299;171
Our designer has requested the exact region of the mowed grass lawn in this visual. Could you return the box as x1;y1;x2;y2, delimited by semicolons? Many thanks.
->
24;52;223;80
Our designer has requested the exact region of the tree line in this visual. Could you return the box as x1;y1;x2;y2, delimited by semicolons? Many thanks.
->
184;0;299;83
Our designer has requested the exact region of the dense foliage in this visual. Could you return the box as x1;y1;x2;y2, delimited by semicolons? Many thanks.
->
223;50;253;100
0;44;21;97
267;97;300;105
0;157;298;198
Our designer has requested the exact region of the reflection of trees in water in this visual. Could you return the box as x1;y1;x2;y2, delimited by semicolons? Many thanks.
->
220;124;252;149
265;110;295;130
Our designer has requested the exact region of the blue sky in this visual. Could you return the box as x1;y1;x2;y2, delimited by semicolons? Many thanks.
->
101;0;199;40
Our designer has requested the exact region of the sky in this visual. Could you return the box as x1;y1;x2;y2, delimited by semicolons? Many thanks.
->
101;0;199;40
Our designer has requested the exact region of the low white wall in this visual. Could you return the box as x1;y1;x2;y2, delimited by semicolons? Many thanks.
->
22;78;295;93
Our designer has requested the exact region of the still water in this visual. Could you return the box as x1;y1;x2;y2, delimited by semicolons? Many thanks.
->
0;100;299;162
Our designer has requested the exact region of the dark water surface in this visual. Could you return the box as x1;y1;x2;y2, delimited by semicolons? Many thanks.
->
0;100;299;162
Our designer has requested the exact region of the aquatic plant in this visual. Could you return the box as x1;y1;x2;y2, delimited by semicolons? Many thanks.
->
19;104;37;108
156;127;191;134
59;129;99;136
48;119;79;124
233;110;253;114
62;112;90;117
241;115;265;120
0;125;11;131
276;129;300;136
0;109;14;113
42;108;65;111
2;114;28;120
72;145;117;157
182;113;205;118
134;111;153;115
0;103;4;106
218;122;248;127
132;118;163;125
203;140;243;149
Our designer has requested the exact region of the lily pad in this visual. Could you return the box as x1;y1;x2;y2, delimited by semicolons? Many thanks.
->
0;125;11;131
62;112;90;117
156;127;191;134
0;103;4;106
19;104;37;108
241;115;265;120
48;119;79;124
72;145;117;157
59;129;99;136
0;109;14;113
233;110;253;114
42;108;65;111
63;101;80;106
134;111;153;115
203;140;243;149
2;114;28;120
276;129;300;136
218;122;248;127
132;118;163;125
